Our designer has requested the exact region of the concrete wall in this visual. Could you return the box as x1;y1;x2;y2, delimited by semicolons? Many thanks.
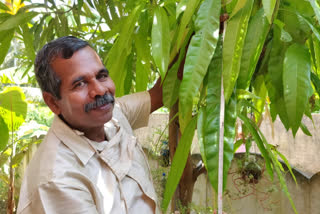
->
135;113;320;214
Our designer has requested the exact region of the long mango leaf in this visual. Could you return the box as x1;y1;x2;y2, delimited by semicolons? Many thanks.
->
202;36;236;191
283;43;311;136
106;5;142;96
297;12;320;42
237;8;270;89
0;1;10;11
257;128;297;214
308;0;320;25
273;148;298;184
197;107;207;167
0;11;38;31
252;75;267;123
21;24;36;62
0;116;9;151
161;117;197;212
163;61;181;108
223;0;254;102
179;0;220;132
238;114;273;179
0;29;14;65
262;0;276;23
152;6;171;81
176;0;199;50
265;32;289;128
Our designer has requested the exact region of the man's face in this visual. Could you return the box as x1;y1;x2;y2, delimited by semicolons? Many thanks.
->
49;46;116;131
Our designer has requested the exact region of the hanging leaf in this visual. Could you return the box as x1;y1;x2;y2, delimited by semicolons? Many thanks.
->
0;29;14;65
200;36;236;192
176;0;198;49
223;0;254;102
135;57;149;92
179;0;220;132
262;0;276;23
0;116;9;151
283;43;311;136
124;52;133;95
106;5;142;96
237;8;270;89
300;122;312;136
0;11;38;31
197;107;207;166
311;72;320;96
161;117;196;212
0;1;10;11
252;75;267;123
151;6;170;81
238;114;273;179
257;130;297;214
0;87;27;135
265;31;289;128
21;24;36;62
163;64;181;108
308;0;320;25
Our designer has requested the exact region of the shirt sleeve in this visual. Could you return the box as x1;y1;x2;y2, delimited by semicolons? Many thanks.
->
115;91;151;130
19;181;99;214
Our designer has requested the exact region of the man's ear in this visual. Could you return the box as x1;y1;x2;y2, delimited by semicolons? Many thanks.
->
42;92;61;115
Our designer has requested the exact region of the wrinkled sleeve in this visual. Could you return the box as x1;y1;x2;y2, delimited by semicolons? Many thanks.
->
116;91;151;130
19;181;99;214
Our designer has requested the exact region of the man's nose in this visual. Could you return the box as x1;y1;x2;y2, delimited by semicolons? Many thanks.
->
89;81;106;98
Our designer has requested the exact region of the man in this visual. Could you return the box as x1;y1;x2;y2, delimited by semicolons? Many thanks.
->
17;36;163;213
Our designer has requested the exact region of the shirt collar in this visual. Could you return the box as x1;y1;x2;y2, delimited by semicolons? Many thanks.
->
51;115;96;166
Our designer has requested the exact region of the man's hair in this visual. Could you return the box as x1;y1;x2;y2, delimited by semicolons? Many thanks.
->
35;36;90;99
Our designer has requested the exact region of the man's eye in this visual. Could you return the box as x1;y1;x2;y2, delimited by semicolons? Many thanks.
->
74;81;86;88
97;73;108;80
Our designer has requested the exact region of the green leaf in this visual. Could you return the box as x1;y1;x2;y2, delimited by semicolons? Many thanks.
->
106;5;142;96
135;57;149;92
296;12;320;42
0;29;14;65
300;122;312;136
233;139;244;153
223;0;254;102
265;31;289;127
311;72;320;96
161;117;197;212
163;64;181;108
201;36;236;192
152;7;170;81
0;11;38;31
0;2;10;11
262;0;276;23
308;0;320;25
176;0;188;18
0;116;9;151
0;87;28;132
283;43;311;136
179;0;220;132
237;8;270;89
252;75;267;123
21;24;36;62
176;0;199;49
197;107;207;166
239;114;273;179
257;131;297;214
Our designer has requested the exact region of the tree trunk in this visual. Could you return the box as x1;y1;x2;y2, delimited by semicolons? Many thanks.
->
168;102;205;213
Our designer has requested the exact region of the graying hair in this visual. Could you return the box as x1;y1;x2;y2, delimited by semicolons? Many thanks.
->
34;36;90;99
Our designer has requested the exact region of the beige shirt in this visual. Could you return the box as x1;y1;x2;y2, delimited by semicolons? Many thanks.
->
17;92;160;214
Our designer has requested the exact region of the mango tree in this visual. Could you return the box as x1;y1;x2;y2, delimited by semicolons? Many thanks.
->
1;0;320;213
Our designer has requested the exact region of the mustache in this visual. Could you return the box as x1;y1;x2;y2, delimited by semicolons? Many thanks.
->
84;93;115;113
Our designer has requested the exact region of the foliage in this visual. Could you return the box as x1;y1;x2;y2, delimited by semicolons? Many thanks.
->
1;0;320;213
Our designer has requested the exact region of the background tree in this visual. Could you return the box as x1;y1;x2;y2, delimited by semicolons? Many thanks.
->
1;0;320;213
